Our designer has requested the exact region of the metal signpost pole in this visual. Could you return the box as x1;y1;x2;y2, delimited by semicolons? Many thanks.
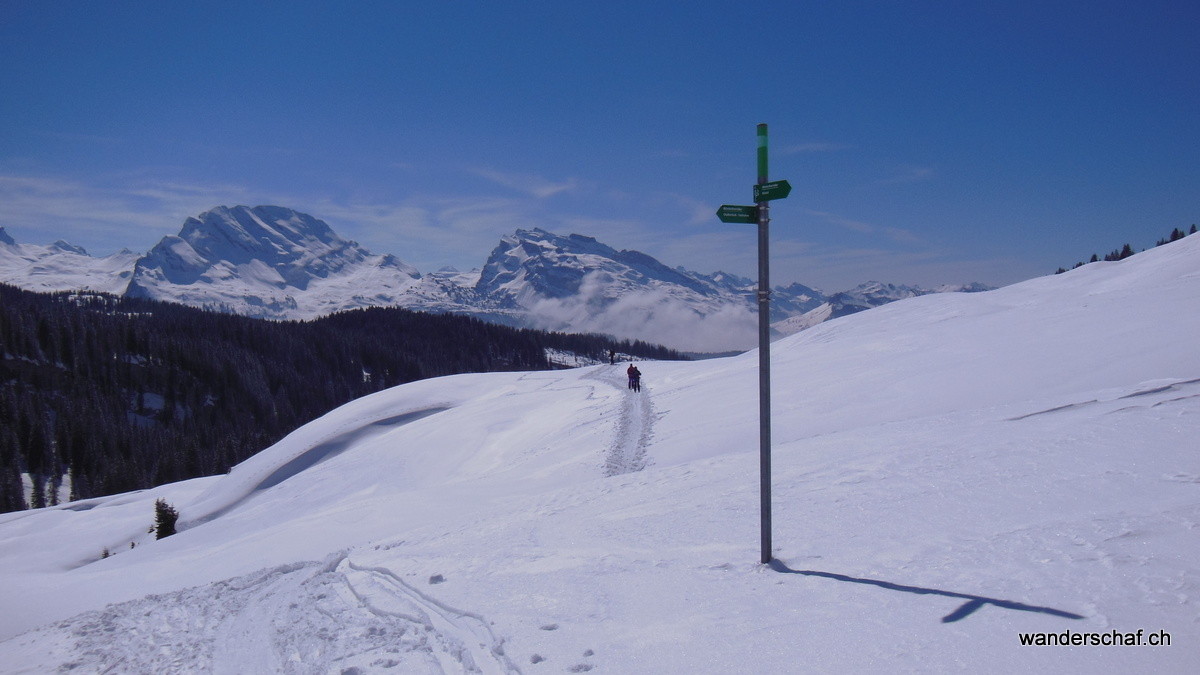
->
755;123;773;565
716;125;790;564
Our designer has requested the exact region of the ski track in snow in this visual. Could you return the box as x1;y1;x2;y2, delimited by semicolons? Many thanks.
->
8;552;520;675
585;365;654;476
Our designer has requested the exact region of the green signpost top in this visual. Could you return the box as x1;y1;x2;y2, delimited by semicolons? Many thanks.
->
757;123;769;181
754;180;792;202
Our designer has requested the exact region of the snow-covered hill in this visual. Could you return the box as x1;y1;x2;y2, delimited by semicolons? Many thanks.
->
1;233;1197;672
771;280;994;338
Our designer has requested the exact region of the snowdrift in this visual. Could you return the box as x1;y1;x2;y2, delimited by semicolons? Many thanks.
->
1;235;1198;672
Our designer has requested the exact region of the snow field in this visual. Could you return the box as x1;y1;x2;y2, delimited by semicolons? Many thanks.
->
1;235;1199;672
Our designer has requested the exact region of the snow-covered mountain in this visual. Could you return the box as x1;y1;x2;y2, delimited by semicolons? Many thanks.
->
124;206;429;319
472;228;988;351
2;231;1197;673
1;207;988;350
477;228;716;303
474;228;832;351
0;227;139;295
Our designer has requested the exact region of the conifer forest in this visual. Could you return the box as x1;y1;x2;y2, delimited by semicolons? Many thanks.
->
0;284;682;512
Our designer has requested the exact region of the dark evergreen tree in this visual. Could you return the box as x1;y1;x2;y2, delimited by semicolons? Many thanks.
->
0;426;26;512
154;498;178;539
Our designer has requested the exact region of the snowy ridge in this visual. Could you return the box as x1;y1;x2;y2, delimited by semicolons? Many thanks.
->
1;233;1198;671
0;227;138;295
0;209;989;350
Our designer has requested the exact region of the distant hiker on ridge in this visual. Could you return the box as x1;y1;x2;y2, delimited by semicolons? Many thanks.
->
627;363;642;392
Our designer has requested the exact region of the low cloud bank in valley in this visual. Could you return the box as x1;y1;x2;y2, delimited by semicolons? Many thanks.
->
525;272;757;353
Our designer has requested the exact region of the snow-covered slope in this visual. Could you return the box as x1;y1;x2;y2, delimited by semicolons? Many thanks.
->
0;227;139;295
3;234;1198;672
1;235;1198;671
772;279;994;338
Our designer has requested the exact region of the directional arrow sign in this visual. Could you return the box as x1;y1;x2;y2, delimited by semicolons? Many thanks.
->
753;180;792;202
717;204;759;223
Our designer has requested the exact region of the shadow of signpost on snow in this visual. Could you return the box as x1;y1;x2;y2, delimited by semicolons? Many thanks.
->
768;560;1085;623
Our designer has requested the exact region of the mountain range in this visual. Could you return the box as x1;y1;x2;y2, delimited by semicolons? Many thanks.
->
0;205;991;351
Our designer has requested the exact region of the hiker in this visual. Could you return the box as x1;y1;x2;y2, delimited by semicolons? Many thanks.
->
609;349;616;365
627;363;642;392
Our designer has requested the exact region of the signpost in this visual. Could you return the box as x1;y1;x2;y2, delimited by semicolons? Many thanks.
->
716;123;791;565
716;204;759;224
753;180;792;202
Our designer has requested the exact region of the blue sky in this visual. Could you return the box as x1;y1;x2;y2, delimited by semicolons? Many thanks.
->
1;0;1196;291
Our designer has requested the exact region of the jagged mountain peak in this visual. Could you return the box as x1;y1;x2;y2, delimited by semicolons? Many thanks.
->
0;227;15;247
477;227;717;303
500;228;622;263
50;240;89;256
178;205;347;266
126;205;423;319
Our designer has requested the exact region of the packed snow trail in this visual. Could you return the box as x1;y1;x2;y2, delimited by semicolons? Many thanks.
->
585;364;654;476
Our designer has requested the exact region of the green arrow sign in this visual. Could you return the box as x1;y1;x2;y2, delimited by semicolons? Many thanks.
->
717;204;759;223
753;180;792;202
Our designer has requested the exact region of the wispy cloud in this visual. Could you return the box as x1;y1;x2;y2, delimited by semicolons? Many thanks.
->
805;208;919;244
879;165;935;184
648;149;692;159
471;167;578;198
778;142;852;155
772;242;1019;291
0;167;563;271
663;193;719;226
32;130;123;146
652;230;759;277
0;173;259;253
301;195;553;272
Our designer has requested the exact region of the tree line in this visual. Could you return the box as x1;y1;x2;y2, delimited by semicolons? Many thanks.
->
1056;224;1196;274
0;285;683;513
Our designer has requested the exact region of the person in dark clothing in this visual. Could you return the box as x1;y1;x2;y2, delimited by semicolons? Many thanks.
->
626;363;641;392
609;349;616;365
